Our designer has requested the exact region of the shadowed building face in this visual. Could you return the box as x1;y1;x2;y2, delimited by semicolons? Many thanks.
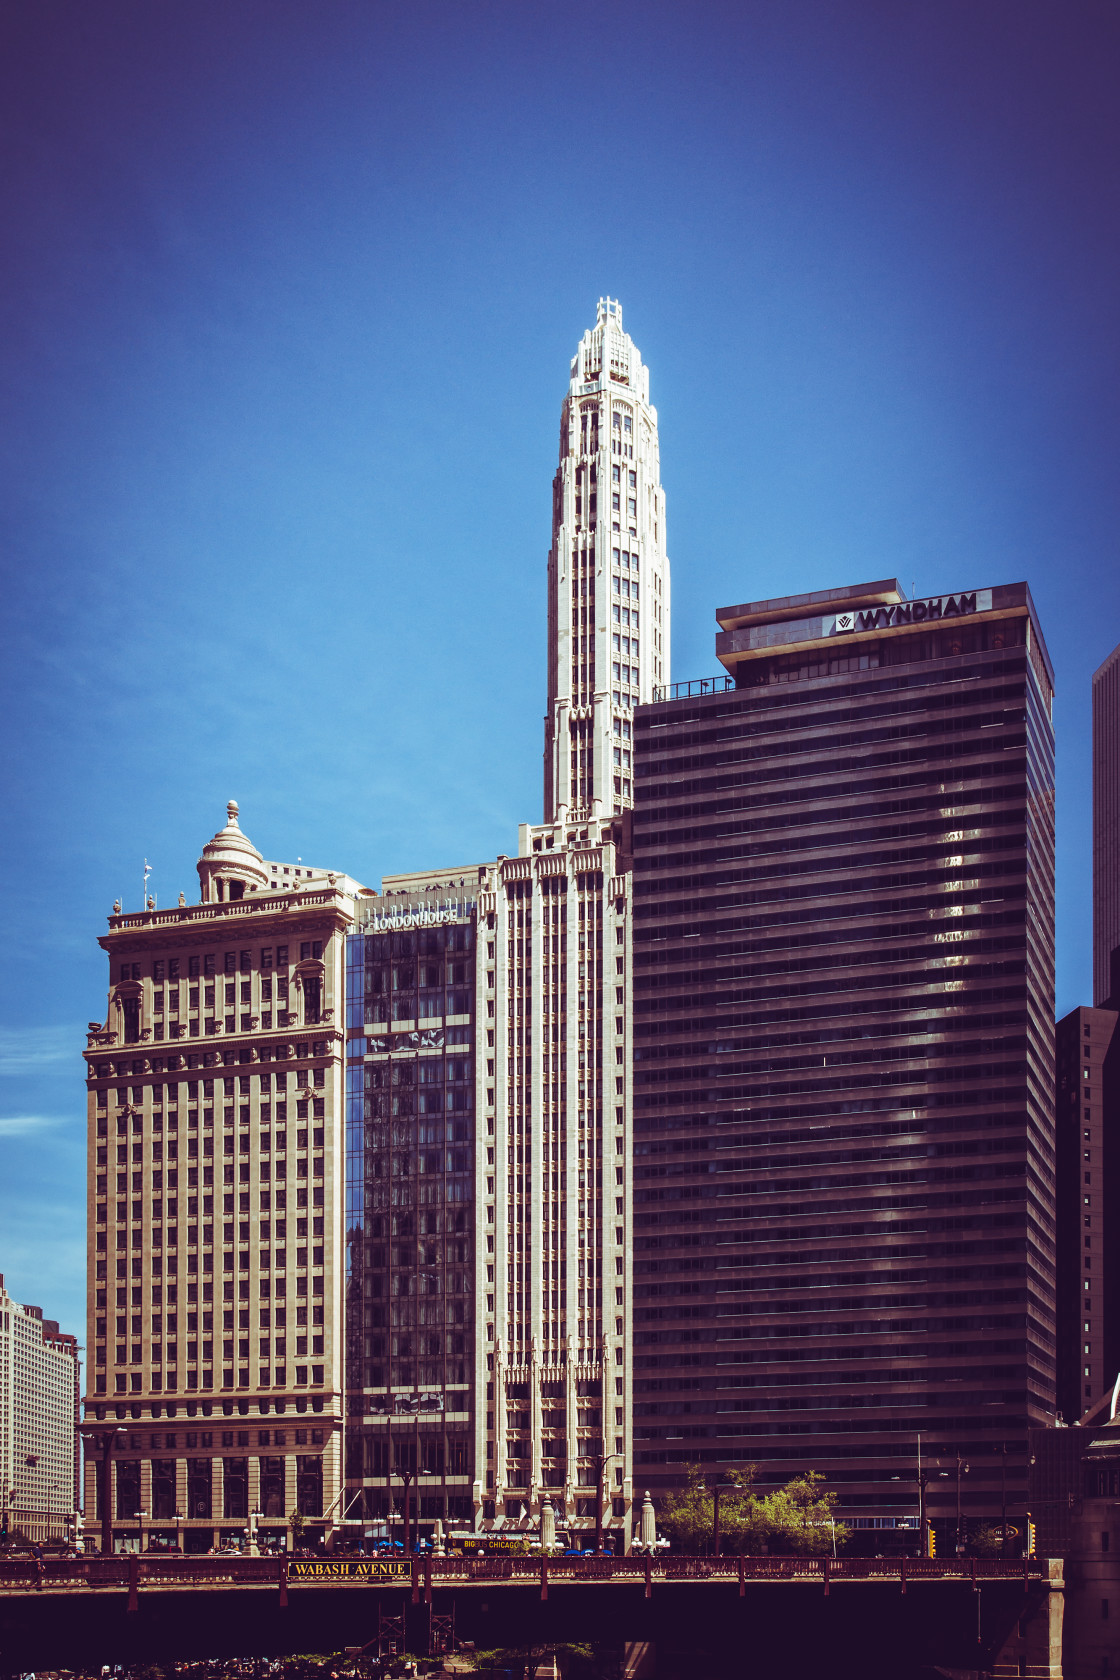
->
631;579;1056;1535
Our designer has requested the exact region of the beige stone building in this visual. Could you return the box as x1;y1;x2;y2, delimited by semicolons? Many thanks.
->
82;803;374;1550
0;1277;80;1543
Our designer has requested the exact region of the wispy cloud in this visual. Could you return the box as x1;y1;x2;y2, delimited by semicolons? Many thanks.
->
0;1191;85;1334
0;1025;79;1075
0;1113;61;1137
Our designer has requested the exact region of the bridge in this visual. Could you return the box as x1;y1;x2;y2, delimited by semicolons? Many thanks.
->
0;1555;1064;1679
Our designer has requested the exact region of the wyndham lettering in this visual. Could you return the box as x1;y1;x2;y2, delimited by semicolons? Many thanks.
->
833;593;978;634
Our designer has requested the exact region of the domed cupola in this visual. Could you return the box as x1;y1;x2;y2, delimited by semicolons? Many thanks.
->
196;800;269;903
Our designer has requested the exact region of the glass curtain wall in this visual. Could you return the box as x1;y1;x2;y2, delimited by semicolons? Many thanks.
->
345;911;477;1533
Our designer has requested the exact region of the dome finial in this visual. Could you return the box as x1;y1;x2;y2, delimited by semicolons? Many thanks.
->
227;799;240;825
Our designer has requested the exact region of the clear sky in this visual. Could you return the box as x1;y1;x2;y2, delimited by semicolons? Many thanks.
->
2;0;1118;1339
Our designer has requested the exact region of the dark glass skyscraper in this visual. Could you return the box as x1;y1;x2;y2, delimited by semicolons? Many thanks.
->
344;895;479;1535
1054;1002;1119;1425
1092;643;1120;1007
630;579;1056;1538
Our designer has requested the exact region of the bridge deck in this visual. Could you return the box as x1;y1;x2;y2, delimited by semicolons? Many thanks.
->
0;1553;1045;1599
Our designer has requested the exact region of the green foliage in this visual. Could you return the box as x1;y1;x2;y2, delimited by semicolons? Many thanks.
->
967;1525;1007;1557
655;1464;726;1553
657;1465;849;1555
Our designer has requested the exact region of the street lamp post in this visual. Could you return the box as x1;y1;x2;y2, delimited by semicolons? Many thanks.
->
98;1429;127;1556
137;1508;148;1554
1000;1444;1008;1555
174;1508;182;1553
711;1471;743;1558
384;1392;443;1555
594;1454;622;1556
955;1457;970;1555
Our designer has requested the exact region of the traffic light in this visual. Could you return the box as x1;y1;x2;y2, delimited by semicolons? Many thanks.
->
926;1526;936;1557
1026;1515;1036;1558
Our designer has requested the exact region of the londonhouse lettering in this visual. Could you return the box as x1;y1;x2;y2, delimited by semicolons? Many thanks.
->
854;593;977;632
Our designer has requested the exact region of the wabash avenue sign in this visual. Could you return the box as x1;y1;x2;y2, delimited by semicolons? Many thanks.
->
833;591;988;635
288;1558;410;1581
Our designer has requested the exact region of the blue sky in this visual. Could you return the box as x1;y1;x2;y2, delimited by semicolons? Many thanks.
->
2;0;1118;1338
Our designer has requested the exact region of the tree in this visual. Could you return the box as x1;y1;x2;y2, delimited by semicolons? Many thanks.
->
655;1465;849;1555
752;1472;849;1555
656;1464;717;1552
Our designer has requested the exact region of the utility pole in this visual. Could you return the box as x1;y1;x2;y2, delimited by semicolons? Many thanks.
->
712;1471;742;1557
1000;1443;1008;1555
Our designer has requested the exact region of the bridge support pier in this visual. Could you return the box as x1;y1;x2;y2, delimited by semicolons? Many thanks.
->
622;1640;655;1679
989;1558;1065;1680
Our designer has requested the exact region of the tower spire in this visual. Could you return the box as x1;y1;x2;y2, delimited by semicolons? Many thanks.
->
543;302;670;824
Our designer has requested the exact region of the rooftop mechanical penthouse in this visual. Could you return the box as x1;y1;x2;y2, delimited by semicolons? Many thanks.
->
630;579;1056;1532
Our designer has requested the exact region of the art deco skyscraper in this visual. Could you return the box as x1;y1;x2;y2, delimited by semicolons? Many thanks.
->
345;302;670;1550
544;298;670;823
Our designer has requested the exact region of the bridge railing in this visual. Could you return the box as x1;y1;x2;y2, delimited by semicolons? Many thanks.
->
0;1553;1047;1594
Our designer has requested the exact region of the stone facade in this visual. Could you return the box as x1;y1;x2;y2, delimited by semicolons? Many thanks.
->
81;803;373;1551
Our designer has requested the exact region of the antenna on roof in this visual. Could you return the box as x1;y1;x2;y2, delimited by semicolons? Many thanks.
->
143;859;152;912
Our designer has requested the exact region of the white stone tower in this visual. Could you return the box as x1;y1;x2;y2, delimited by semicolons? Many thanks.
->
544;299;670;823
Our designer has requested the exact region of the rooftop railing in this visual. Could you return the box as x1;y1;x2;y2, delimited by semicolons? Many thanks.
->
651;676;736;703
